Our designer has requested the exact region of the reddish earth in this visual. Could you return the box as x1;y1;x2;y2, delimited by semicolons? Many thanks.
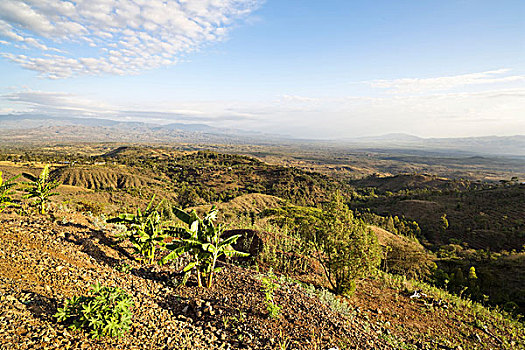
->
0;209;523;349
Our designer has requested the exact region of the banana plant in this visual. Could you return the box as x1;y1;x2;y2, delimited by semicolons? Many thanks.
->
0;171;20;213
108;196;167;265
162;206;249;288
22;165;60;214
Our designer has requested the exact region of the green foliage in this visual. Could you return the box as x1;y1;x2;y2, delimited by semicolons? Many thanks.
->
315;193;382;295
0;171;20;213
441;213;449;230
54;283;133;338
260;270;282;318
301;284;353;316
22;165;60;214
162;206;249;288
266;194;382;295
355;209;422;239
108;196;167;265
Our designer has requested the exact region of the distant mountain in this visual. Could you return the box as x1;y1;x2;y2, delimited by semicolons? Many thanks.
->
342;133;525;157
0;114;125;128
1;114;523;157
350;133;423;142
0;114;286;145
155;123;221;133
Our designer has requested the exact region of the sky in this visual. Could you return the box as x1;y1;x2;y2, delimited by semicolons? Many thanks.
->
0;0;524;139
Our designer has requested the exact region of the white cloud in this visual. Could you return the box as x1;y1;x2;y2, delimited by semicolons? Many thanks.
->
0;0;262;78
369;69;525;94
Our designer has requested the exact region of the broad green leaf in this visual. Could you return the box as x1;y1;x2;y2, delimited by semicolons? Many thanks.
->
183;261;197;272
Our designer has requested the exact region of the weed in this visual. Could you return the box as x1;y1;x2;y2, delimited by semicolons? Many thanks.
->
301;283;353;316
260;269;282;318
115;262;132;274
54;283;133;338
277;329;291;350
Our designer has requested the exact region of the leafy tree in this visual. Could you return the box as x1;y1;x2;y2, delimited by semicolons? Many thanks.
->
162;206;248;288
314;194;382;295
0;171;20;213
108;196;167;265
265;196;382;295
22;165;60;214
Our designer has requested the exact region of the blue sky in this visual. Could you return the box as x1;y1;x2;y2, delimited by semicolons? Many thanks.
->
0;0;524;138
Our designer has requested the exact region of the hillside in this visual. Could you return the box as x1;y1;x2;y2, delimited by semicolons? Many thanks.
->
1;145;524;347
96;148;353;206
350;173;472;194
1;210;523;349
351;178;525;314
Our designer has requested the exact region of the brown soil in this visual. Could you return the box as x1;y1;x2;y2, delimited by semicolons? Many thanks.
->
0;209;522;350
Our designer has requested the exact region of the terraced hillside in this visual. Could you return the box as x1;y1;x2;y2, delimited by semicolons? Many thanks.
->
51;166;159;190
97;148;353;206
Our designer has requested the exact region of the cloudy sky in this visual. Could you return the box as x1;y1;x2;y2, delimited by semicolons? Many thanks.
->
0;0;524;138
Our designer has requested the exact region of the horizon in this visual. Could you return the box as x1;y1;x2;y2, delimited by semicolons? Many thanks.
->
1;1;524;139
1;112;525;141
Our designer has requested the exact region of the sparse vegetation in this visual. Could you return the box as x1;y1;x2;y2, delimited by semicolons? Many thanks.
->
0;145;524;350
260;270;282;318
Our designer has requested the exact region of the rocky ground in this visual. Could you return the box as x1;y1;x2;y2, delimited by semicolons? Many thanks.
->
0;209;523;349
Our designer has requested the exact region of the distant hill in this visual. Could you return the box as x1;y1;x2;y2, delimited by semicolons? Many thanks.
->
0;114;285;145
343;133;525;157
2;114;524;157
350;173;471;194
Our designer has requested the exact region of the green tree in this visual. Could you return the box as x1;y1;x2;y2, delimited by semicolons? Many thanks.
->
468;266;478;280
22;165;60;214
314;193;382;295
441;213;449;231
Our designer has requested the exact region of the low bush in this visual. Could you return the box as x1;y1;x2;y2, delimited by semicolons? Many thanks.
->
260;270;282;318
54;283;133;338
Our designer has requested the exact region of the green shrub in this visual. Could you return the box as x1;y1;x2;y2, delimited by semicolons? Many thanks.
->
264;194;382;295
315;193;382;295
54;283;133;338
260;270;282;318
